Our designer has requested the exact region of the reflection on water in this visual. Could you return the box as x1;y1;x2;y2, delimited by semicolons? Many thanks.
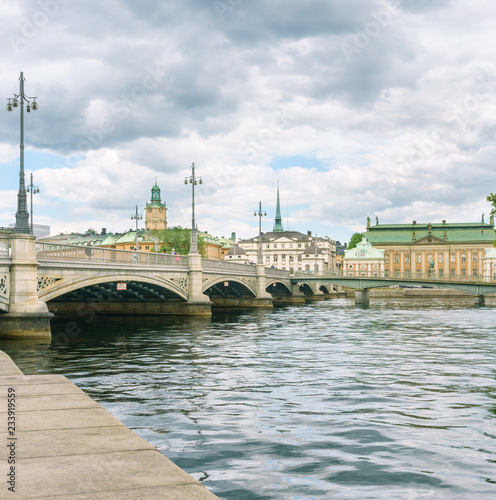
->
2;298;496;499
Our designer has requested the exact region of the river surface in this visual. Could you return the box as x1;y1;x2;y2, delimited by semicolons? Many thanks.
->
1;297;496;499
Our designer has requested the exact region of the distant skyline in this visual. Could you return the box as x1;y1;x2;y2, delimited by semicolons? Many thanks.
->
1;0;496;243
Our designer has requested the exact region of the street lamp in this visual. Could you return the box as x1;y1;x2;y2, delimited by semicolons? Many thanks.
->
254;201;267;265
26;173;40;235
184;162;202;254
131;205;142;252
6;72;39;234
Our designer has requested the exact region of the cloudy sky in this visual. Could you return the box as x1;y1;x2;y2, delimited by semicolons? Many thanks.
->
1;0;495;243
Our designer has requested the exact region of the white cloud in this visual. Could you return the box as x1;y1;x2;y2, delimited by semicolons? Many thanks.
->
0;0;495;243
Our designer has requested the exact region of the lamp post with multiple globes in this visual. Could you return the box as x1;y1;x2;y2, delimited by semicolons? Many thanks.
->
184;163;202;254
6;72;39;234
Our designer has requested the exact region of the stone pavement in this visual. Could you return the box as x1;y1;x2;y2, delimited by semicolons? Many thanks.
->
0;350;220;499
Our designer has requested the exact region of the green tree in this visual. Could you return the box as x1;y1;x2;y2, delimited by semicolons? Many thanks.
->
347;232;365;250
487;193;496;219
152;227;206;256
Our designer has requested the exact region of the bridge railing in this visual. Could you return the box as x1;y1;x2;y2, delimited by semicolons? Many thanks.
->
35;242;189;267
202;258;258;275
0;236;10;258
294;270;496;284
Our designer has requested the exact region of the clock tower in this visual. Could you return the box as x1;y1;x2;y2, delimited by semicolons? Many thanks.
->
145;180;167;231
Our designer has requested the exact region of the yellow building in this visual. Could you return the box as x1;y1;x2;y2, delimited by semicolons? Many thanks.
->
364;217;495;278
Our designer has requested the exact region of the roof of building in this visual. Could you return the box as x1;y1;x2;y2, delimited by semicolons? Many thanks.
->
303;244;323;255
241;230;313;243
344;237;384;259
366;221;495;244
227;244;246;256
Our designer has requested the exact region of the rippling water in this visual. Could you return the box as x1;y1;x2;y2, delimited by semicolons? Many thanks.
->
2;297;496;499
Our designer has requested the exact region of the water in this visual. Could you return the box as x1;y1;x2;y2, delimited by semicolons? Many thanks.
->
1;297;496;499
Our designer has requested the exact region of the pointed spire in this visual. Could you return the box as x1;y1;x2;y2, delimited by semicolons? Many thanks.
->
273;181;284;232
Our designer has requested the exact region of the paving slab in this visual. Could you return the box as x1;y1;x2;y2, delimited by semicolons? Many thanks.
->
0;425;156;459
0;374;70;385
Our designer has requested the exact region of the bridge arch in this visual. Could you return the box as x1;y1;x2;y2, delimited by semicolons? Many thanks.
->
39;273;189;303
202;276;256;298
265;279;292;296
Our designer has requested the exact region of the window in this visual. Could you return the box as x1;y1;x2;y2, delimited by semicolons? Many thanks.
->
281;243;286;248
394;270;400;278
394;254;399;264
290;267;294;274
297;244;301;248
461;254;466;262
282;254;286;261
289;243;294;248
266;244;270;249
385;254;389;264
273;255;278;262
405;254;410;263
438;253;443;263
416;254;422;264
289;255;294;262
472;252;478;262
305;265;310;271
461;269;467;276
439;269;444;277
405;270;411;278
450;253;455;263
273;244;277;249
473;269;478;276
450;269;456;276
416;269;422;278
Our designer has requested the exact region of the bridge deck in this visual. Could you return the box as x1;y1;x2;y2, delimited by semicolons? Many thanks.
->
0;351;219;499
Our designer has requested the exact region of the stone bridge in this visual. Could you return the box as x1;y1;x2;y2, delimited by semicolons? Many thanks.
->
0;235;322;338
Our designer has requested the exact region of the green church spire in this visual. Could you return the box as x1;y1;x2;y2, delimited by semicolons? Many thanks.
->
273;182;284;232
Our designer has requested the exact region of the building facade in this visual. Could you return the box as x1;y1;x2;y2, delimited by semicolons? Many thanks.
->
343;237;385;277
364;217;496;278
233;188;337;274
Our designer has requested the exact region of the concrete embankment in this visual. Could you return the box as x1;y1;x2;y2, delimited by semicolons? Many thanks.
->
0;350;219;499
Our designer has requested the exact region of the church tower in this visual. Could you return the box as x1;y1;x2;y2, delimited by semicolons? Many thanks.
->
145;180;167;231
273;182;284;232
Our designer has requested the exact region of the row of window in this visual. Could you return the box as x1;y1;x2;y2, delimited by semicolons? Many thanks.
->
386;253;480;264
385;269;479;277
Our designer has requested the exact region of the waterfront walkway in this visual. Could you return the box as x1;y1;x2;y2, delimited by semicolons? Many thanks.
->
0;350;219;499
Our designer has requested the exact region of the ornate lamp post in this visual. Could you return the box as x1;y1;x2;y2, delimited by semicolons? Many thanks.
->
26;173;40;235
184;162;202;254
131;205;142;252
254;201;267;265
6;72;39;234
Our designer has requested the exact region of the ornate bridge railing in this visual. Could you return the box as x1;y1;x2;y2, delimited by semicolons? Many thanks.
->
35;242;188;267
202;258;258;275
0;237;10;258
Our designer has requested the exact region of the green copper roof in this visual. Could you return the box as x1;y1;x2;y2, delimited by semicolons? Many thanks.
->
366;222;495;244
146;181;166;208
344;237;384;259
273;184;284;232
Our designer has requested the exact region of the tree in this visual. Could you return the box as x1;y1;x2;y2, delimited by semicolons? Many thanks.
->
487;193;496;219
152;227;206;256
347;232;365;250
